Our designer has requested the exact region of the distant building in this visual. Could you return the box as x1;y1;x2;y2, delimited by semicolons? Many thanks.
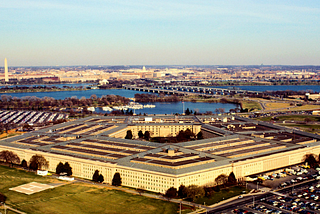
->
99;79;109;85
4;58;8;82
312;111;320;115
306;93;320;100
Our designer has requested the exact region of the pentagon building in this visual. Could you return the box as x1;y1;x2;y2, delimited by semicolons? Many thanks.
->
1;115;319;193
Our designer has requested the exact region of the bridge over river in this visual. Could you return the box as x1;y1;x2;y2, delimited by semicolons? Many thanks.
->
123;85;261;97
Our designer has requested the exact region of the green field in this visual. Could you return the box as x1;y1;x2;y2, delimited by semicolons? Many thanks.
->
241;101;262;111
0;165;188;214
194;186;246;205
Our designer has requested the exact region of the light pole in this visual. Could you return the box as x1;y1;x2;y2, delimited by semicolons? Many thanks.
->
292;181;295;194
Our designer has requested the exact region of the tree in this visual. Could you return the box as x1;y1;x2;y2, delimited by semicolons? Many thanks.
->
164;187;177;200
303;153;318;168
98;174;104;183
185;108;191;115
184;129;195;139
112;172;122;186
92;170;100;182
29;161;38;171
29;155;49;170
177;129;195;142
144;131;150;140
228;172;237;185
185;185;205;201
215;174;228;186
0;150;20;167
138;130;144;138
0;192;6;203
63;162;73;176
56;162;64;175
55;162;72;176
21;159;28;168
197;131;204;140
178;185;187;198
218;108;225;114
125;130;133;139
204;186;215;198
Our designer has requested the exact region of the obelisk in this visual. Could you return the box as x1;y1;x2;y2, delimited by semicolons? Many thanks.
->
4;58;8;82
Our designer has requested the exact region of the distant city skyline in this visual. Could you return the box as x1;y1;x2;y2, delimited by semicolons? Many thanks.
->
1;0;320;66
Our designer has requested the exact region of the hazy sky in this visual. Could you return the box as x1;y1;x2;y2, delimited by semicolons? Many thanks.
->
1;0;319;66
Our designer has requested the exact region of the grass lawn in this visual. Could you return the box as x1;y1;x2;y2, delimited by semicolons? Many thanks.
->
195;186;246;205
0;130;24;140
289;105;320;111
264;102;290;110
241;101;262;111
277;115;320;122
0;165;185;214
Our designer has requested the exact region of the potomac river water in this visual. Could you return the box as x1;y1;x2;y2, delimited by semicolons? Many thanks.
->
2;84;320;114
2;88;238;114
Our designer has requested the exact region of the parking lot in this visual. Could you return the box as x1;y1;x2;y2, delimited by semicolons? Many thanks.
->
0;110;67;125
215;165;320;214
253;165;319;190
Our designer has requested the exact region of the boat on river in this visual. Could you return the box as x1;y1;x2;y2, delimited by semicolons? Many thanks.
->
87;107;95;111
143;104;156;108
113;106;129;110
102;106;113;111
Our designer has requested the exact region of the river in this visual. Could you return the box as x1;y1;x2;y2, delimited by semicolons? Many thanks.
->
2;84;318;114
1;88;238;114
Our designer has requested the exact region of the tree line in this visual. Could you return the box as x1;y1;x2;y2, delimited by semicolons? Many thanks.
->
303;153;320;168
134;93;181;103
163;172;237;202
0;150;49;170
0;150;121;186
0;94;130;111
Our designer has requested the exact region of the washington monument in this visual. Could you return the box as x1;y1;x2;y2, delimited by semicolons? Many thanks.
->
4;58;8;82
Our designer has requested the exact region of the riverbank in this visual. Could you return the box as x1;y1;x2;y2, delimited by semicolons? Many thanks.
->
0;88;89;94
203;80;320;86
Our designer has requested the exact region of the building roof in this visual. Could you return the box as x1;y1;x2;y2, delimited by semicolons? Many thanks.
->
1;115;320;175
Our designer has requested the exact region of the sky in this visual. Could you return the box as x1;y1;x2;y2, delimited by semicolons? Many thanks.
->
0;0;320;66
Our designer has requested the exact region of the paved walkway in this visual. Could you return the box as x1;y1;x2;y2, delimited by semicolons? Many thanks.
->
1;204;26;214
